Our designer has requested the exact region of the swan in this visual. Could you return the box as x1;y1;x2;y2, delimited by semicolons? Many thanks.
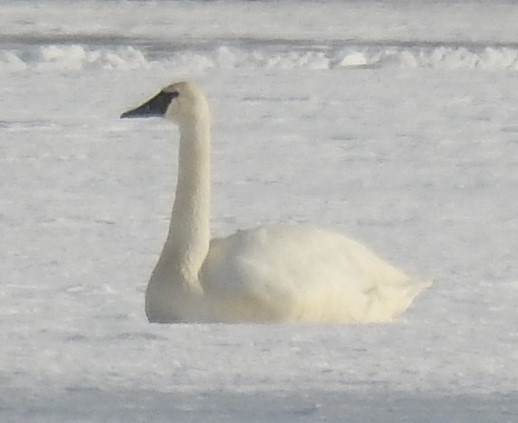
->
121;81;429;323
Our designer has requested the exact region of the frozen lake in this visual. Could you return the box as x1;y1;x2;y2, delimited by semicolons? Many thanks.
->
1;1;517;421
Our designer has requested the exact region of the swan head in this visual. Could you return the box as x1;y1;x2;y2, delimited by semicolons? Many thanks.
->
121;81;209;126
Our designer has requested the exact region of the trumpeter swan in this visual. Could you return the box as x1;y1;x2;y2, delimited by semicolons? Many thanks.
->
121;81;429;323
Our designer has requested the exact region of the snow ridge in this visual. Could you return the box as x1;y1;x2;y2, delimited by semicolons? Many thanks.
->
3;44;518;73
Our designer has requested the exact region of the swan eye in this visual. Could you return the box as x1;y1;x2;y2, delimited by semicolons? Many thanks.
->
121;91;179;119
153;91;179;112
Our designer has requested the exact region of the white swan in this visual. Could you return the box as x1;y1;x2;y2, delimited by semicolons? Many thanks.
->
121;81;429;323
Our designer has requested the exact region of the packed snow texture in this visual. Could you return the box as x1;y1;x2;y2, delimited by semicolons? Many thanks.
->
1;1;517;422
6;43;518;72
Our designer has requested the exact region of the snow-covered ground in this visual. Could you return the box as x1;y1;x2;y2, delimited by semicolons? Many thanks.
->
1;1;517;421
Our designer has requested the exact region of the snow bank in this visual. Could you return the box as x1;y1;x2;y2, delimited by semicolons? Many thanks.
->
3;44;518;73
0;45;150;72
170;45;518;71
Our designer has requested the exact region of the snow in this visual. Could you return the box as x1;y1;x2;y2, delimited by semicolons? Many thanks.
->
6;43;518;72
1;0;517;421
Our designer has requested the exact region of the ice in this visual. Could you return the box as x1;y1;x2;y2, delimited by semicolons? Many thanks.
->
1;0;518;422
0;45;151;71
5;44;518;73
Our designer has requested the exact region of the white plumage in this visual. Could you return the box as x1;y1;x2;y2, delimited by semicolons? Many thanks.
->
121;81;430;323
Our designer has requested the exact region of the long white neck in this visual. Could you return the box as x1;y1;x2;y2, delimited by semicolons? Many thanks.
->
163;115;211;291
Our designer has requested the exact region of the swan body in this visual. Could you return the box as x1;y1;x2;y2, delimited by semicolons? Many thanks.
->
121;81;429;323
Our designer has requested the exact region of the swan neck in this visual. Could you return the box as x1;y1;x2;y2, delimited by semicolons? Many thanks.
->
164;118;211;285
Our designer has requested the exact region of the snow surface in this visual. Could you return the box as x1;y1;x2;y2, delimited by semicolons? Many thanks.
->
1;0;518;421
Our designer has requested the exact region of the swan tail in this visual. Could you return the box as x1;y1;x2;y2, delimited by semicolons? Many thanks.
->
363;278;431;322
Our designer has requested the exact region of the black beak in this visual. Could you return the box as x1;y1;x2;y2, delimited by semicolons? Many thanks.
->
121;91;178;119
